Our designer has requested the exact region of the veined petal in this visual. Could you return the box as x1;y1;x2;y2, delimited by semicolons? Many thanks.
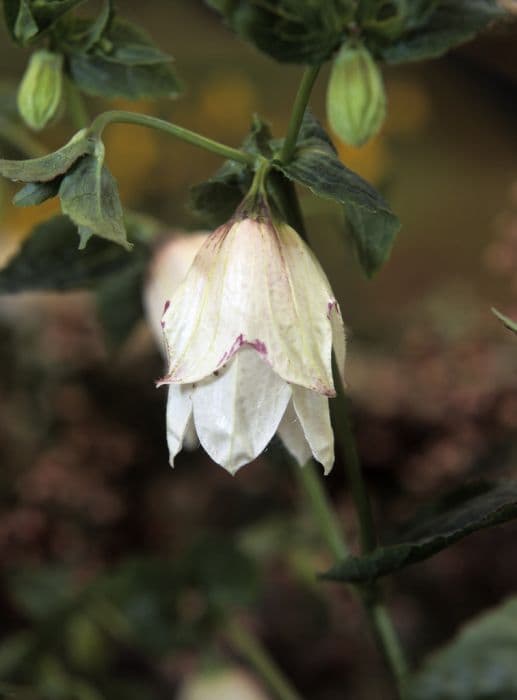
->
166;384;194;467
160;217;340;394
191;348;291;475
292;386;334;474
277;400;312;467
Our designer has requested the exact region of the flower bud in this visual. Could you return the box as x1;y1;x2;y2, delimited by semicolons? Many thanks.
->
17;50;63;131
326;42;386;147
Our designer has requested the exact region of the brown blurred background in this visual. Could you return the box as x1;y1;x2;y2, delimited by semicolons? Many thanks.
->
0;3;517;699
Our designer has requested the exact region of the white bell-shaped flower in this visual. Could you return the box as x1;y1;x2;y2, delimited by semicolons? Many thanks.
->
157;207;346;475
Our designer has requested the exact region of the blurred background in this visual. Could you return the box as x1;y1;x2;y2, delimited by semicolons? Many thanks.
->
1;2;517;699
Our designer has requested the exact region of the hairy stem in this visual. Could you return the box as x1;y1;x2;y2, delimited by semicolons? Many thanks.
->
227;620;303;700
89;110;257;167
279;65;320;163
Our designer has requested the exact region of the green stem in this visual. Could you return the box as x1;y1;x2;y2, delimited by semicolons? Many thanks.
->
332;367;377;553
297;461;349;561
65;79;89;130
367;602;410;697
279;64;320;163
89;110;257;167
227;620;303;700
332;368;409;696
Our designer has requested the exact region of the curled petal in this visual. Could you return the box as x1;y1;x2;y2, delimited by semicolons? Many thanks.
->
191;349;291;475
160;217;340;395
292;386;334;474
166;384;194;467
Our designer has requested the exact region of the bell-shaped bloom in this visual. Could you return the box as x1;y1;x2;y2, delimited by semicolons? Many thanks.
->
158;212;346;475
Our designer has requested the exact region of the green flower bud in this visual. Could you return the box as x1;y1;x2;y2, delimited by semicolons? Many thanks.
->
326;42;386;148
17;50;64;131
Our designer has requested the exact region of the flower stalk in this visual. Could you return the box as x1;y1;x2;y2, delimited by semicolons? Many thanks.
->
88;110;258;167
279;65;320;164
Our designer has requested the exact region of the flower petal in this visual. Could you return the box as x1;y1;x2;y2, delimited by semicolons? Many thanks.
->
166;384;194;467
292;386;334;474
329;300;346;388
191;348;291;475
277;400;312;467
160;217;339;394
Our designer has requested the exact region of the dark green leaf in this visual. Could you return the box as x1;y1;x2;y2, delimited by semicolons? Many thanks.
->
377;0;504;64
68;52;181;99
4;0;87;44
58;146;132;250
13;179;61;206
8;567;76;621
69;0;112;51
95;262;145;347
0;129;93;183
323;480;517;584
98;18;172;65
409;597;517;700
273;112;400;275
14;0;38;43
189;115;272;226
492;307;517;335
206;0;354;64
0;216;145;293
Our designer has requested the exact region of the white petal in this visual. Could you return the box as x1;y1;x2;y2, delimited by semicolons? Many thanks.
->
143;233;209;357
166;384;194;467
160;217;339;395
292;386;334;474
329;300;347;388
277;400;312;467
191;348;291;475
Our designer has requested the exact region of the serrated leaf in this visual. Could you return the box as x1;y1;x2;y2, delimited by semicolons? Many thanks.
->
409;597;517;700
323;481;517;584
58;145;131;250
13;179;61;206
378;0;504;64
206;0;355;64
492;307;517;335
68;52;180;99
0;216;146;292
273;112;400;275
0;129;92;183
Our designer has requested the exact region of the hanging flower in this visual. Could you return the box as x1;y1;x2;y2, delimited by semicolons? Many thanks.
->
157;199;346;475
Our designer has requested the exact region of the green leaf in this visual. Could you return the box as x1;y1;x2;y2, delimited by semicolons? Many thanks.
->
58;144;132;250
13;0;38;43
323;480;517;584
189;115;272;226
8;567;76;621
0;129;93;183
0;216;144;292
206;0;354;64
98;18;173;65
409;597;517;700
95;262;146;347
68;52;181;99
4;0;87;44
273;112;400;275
377;0;504;64
492;307;517;335
12;179;62;206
